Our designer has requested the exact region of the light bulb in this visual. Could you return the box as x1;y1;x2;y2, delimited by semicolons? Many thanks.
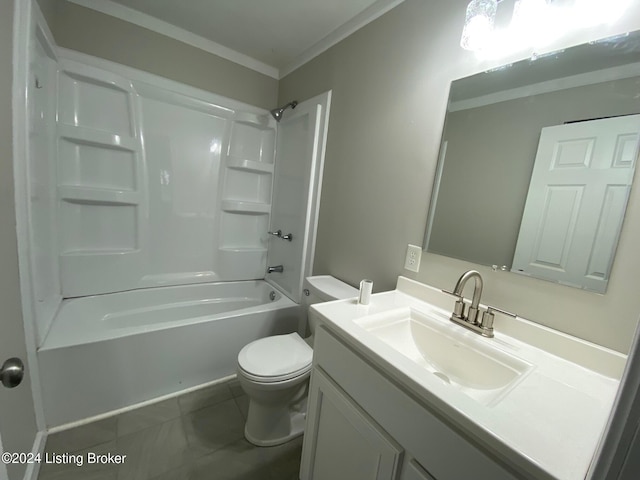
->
510;0;552;47
512;0;549;29
460;0;498;51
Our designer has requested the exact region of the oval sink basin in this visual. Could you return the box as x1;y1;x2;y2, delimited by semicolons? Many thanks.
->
354;307;533;406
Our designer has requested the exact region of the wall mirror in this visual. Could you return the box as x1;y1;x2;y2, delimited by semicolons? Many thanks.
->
424;31;640;293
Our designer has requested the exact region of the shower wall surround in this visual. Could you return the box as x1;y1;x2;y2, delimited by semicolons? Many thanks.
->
55;51;277;298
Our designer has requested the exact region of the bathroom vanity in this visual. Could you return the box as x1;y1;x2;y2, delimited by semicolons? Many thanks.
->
299;277;625;480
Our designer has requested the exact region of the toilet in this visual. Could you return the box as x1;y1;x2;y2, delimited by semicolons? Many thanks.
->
237;275;358;446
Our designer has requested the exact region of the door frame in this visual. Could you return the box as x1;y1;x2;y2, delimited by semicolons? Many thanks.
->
12;0;48;434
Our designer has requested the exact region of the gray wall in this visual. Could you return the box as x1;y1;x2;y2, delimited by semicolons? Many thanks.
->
279;0;640;353
279;0;458;293
1;0;39;476
430;76;640;267
47;1;278;109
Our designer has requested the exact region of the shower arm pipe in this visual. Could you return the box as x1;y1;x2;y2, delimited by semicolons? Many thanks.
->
269;100;298;122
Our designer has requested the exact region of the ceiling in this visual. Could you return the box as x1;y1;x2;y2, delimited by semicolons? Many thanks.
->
68;0;404;78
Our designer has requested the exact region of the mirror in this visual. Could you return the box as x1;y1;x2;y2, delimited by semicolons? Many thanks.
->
425;31;640;293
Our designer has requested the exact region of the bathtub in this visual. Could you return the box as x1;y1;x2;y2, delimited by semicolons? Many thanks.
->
38;281;302;427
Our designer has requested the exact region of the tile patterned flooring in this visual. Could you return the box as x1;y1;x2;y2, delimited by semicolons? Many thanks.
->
38;379;302;480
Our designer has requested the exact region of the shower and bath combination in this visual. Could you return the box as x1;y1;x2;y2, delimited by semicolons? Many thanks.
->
270;100;298;121
29;35;333;426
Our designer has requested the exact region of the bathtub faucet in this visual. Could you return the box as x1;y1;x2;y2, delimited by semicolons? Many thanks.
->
267;265;283;274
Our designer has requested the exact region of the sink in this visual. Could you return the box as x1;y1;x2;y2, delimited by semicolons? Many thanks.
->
354;307;533;406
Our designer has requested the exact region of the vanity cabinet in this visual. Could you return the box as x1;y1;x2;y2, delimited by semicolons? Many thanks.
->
302;368;402;479
300;326;521;480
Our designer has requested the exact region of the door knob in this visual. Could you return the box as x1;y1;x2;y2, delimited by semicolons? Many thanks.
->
0;357;24;388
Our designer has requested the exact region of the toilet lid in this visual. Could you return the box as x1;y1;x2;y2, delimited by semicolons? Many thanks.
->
238;332;312;379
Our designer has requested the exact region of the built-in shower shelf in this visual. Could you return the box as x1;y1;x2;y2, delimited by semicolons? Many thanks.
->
221;200;270;214
226;157;274;174
219;247;268;253
60;248;139;256
234;112;272;129
58;124;137;151
62;66;134;95
58;186;140;205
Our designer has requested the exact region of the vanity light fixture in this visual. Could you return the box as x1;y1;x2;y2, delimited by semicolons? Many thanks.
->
511;0;549;30
460;0;498;51
462;0;631;56
510;0;551;47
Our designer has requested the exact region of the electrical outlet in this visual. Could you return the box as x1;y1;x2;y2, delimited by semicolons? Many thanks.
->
404;244;422;272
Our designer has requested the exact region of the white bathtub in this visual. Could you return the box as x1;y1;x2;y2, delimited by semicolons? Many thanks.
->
38;281;302;427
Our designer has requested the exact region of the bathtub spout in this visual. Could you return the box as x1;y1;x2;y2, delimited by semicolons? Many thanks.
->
267;265;283;274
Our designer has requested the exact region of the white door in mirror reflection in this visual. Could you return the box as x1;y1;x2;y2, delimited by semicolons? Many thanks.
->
512;115;640;292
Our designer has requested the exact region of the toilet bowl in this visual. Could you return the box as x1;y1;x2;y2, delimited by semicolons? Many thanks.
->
237;275;358;446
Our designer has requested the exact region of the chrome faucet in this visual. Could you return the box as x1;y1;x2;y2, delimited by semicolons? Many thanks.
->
268;229;293;242
444;270;492;337
452;270;483;324
267;265;283;274
444;270;517;338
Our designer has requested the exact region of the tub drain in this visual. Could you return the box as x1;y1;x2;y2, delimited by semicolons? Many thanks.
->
433;372;450;384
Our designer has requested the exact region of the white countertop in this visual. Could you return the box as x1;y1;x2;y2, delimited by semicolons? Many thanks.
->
310;277;625;480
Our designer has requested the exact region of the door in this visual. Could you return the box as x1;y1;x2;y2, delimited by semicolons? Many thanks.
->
512;115;640;292
266;92;331;302
1;1;39;479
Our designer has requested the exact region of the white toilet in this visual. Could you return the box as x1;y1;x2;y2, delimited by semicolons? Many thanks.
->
237;275;358;446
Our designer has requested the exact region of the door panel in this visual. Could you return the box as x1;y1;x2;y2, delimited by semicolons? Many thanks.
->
512;115;640;291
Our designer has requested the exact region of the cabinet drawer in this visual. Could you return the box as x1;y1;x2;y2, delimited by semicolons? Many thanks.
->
314;326;521;480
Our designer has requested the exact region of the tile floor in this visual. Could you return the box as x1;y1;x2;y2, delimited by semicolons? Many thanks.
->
38;378;302;480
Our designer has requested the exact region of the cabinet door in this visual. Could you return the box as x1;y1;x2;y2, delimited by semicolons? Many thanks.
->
400;459;438;480
301;369;402;480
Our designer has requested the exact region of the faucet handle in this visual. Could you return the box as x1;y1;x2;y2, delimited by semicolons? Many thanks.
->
480;305;517;333
485;305;517;318
442;290;465;319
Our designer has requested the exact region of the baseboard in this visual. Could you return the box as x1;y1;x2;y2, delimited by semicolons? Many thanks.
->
47;374;237;434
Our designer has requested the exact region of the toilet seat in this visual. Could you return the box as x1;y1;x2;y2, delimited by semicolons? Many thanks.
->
238;365;311;384
238;332;312;384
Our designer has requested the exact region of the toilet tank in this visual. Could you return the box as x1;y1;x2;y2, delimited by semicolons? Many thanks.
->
303;275;358;336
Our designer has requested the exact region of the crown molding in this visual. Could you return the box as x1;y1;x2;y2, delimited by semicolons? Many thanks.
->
66;0;280;79
67;0;407;80
280;0;406;78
